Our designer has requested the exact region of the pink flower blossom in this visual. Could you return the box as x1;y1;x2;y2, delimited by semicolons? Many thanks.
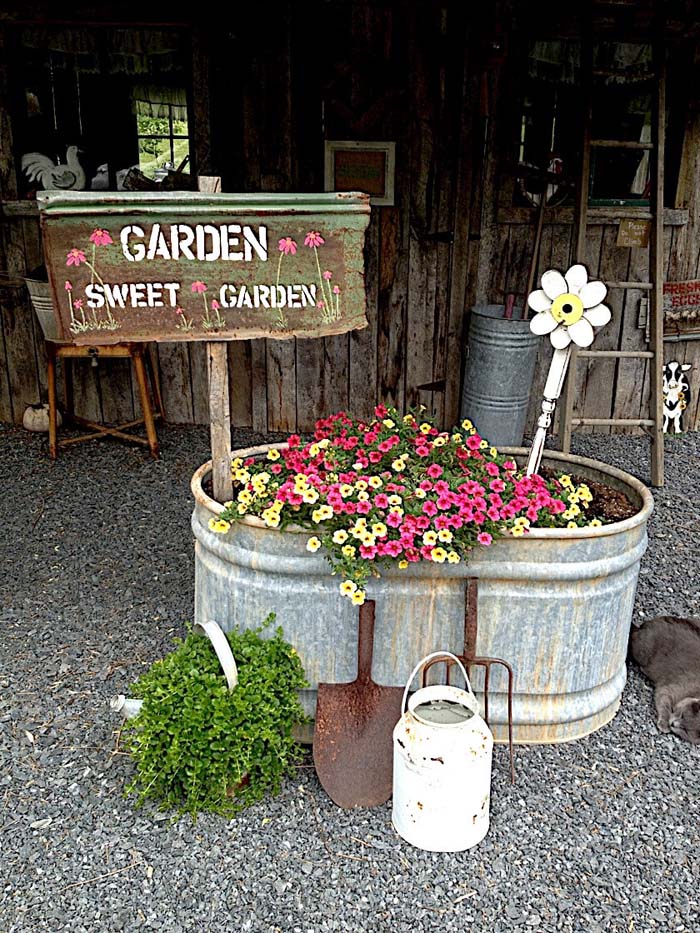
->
359;544;378;559
356;500;371;515
466;434;482;451
386;511;403;528
369;450;382;463
384;540;403;557
416;445;430;457
89;228;113;246
191;281;207;293
323;270;333;280
422;501;438;517
426;464;443;479
317;300;325;309
304;231;325;248
333;286;340;295
477;532;492;546
211;299;220;310
486;462;500;477
73;298;83;310
374;494;389;509
64;281;72;291
66;249;86;267
278;237;297;255
175;307;184;315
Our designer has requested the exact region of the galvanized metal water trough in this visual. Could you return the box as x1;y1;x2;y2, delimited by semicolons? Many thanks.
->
191;447;653;745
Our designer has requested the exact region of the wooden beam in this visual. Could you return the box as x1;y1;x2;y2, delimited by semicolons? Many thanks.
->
207;341;232;504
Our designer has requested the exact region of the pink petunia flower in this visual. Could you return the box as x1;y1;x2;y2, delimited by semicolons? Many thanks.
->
89;228;113;246
426;464;443;479
278;237;297;255
66;249;86;267
64;281;72;291
477;532;493;546
323;270;332;280
304;231;325;248
191;281;207;293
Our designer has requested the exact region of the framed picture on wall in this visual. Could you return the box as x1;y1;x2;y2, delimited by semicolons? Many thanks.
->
324;140;396;206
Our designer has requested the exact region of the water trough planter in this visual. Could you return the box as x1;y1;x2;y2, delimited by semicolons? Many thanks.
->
191;445;653;745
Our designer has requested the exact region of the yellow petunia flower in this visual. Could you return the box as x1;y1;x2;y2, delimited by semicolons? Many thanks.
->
447;551;460;564
398;559;409;569
452;433;463;444
461;419;473;431
306;536;322;553
567;521;578;529
351;590;366;606
208;518;231;534
342;544;357;558
302;489;320;505
388;494;402;506
361;532;376;546
430;547;447;563
333;529;349;544
237;503;248;515
511;526;525;537
368;476;383;489
490;447;498;458
372;523;387;538
340;580;357;596
392;459;406;472
437;529;453;543
309;444;320;457
382;419;395;429
413;488;426;499
589;519;602;528
403;414;415;424
340;484;354;498
357;491;370;502
266;448;281;461
422;531;438;546
231;457;243;469
479;440;488;450
419;423;432;435
355;480;368;491
433;436;447;447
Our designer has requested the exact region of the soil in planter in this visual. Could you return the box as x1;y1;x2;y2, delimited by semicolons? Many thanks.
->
541;468;637;523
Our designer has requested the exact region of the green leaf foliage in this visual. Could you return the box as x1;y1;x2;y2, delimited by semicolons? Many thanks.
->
122;614;308;819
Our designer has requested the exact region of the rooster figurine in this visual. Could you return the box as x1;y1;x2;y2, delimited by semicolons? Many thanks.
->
21;145;86;191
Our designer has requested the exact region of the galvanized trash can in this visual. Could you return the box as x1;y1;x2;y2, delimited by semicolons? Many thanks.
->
460;304;540;447
392;652;493;852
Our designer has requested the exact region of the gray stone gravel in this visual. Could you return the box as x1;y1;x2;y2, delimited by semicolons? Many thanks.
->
0;422;698;933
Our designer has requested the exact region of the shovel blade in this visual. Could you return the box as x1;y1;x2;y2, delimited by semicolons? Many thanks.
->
313;680;403;808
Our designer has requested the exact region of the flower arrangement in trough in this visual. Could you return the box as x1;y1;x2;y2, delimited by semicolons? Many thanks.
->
209;406;602;606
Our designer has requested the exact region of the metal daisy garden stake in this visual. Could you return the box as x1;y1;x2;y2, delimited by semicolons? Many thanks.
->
525;264;611;476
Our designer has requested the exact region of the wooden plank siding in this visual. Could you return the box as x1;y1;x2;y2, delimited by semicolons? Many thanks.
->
2;6;700;440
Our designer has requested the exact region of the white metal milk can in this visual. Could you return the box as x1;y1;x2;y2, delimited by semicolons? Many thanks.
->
392;651;494;852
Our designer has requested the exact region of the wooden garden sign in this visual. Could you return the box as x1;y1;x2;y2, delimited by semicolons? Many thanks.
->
38;189;372;500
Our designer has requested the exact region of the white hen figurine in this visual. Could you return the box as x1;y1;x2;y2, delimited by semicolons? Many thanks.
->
21;145;86;190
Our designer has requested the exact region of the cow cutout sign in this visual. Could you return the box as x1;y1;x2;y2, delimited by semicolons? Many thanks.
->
663;361;692;434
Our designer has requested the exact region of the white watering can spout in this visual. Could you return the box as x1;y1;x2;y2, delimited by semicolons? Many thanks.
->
109;619;238;718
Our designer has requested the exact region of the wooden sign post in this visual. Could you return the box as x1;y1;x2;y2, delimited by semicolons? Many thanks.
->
38;188;372;503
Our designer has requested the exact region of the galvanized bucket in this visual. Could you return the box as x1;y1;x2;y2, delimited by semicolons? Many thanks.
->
392;652;493;852
191;446;654;745
25;277;61;341
460;304;540;447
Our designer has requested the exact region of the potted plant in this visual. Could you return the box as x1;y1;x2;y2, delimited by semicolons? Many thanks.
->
190;402;653;745
121;616;308;819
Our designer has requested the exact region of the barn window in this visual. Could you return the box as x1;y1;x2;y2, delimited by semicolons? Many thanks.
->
133;88;190;180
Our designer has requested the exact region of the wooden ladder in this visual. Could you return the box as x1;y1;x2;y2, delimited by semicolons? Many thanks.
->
559;35;666;487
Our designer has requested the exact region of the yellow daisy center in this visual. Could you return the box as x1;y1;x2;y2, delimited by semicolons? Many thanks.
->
551;292;584;326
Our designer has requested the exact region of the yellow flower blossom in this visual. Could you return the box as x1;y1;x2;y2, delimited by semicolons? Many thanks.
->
361;532;376;546
262;510;280;528
231;457;243;469
403;414;415;424
312;505;334;523
461;419;473;431
237;503;248;515
447;551;460;564
490;447;498;458
355;480;368;491
513;517;530;529
392;458;406;472
266;448;281;461
589;519;602;528
317;438;330;449
309;443;320;457
479;440;488;450
342;544;357;558
223;500;233;509
351;590;366;606
306;536;322;553
568;492;580;504
340;580;357;596
559;474;573;489
452;433;463;444
372;523;387;538
238;490;253;505
208;518;231;534
382;419;395;428
419;423;432;435
398;559;409;569
368;476;383;489
413;488;426;499
422;531;438;546
430;547;447;563
333;529;349;544
511;526;525;537
567;521;578;529
234;468;251;484
340;484;354;498
433;436;447;447
302;489;320;505
357;491;370;501
388;495;402;506
437;529;453;543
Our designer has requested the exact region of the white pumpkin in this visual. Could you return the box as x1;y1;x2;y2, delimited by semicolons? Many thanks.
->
22;403;62;433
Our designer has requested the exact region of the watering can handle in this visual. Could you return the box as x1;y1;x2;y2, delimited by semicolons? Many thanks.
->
193;619;238;692
401;651;476;715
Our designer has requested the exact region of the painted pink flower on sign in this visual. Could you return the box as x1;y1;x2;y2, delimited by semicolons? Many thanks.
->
73;298;83;310
66;249;86;267
278;237;297;256
191;281;208;294
323;270;333;280
89;228;113;247
304;231;325;248
64;281;72;291
211;299;220;310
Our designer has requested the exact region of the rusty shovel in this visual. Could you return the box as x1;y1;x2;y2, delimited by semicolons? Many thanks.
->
313;599;403;808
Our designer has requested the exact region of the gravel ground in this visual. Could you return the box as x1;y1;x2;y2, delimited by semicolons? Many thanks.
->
0;423;698;933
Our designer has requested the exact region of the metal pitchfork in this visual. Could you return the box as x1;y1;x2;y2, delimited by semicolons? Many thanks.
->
421;577;516;784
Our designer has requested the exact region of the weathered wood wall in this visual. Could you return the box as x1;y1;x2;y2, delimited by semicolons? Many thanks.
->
2;3;700;437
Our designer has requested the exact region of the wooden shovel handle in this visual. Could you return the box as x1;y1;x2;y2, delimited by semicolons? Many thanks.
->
356;599;376;684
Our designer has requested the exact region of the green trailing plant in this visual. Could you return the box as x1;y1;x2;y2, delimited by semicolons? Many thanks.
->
122;615;308;819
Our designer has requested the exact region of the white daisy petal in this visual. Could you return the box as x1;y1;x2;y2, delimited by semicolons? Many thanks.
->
527;289;552;313
550;325;572;349
529;310;559;335
541;270;568;301
568;317;595;347
565;264;588;294
579;280;607;309
583;303;612;327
